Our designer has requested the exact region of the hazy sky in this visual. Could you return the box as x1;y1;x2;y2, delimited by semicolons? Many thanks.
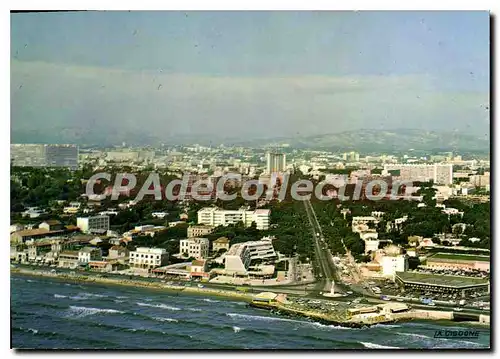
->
11;11;490;143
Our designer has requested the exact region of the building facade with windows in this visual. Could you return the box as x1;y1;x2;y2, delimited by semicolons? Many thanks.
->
11;144;78;169
383;164;453;185
129;247;169;270
77;215;110;234
266;152;286;174
224;238;276;275
179;238;210;259
197;208;270;230
187;225;215;238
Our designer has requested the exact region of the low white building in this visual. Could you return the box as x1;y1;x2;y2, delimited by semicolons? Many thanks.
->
442;208;464;217
77;215;110;234
179;238;210;259
129;247;169;270
108;246;130;260
78;247;103;264
10;224;24;233
224;238;276;275
197;207;270;230
381;255;408;277
190;259;210;280
152;212;168;219
212;237;230;253
360;232;380;254
187;225;215;238
352;216;379;233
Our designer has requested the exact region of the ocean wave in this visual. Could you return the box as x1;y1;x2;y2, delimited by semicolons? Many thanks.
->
360;342;401;349
397;332;432;340
114;300;126;303
68;292;108;301
202;298;221;303
370;324;401;329
66;305;125;318
308;322;353;330
13;326;123;348
136;302;181;311
152;316;178;323
227;312;305;324
233;326;242;333
13;326;39;335
432;341;486;349
54;294;68;299
226;312;353;331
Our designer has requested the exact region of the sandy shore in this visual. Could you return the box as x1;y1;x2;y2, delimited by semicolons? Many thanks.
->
11;267;255;302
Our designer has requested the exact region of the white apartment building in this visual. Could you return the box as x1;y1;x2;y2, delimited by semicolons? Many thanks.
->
224;238;276;275
179;238;210;259
187;225;215;238
78;247;102;264
77;215;110;234
381;255;409;277
342;151;360;162
383;164;453;185
129;247;169;270
197;207;270;230
469;173;490;188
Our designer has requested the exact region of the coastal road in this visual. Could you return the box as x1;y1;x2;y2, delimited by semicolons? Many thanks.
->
302;199;343;294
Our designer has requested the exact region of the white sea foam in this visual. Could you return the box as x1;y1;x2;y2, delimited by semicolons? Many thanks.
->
68;292;107;300
136;302;181;311
360;342;401;349
66;305;124;318
397;332;432;340
227;312;304;324
203;298;221;303
308;322;353;330
233;326;242;333
27;328;38;334
152;316;178;323
54;294;67;299
371;324;401;329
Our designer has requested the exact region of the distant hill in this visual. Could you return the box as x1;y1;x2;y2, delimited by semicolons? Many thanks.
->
11;127;489;153
236;129;490;154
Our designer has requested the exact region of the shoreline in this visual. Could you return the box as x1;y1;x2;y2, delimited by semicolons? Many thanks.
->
11;267;254;303
11;267;490;329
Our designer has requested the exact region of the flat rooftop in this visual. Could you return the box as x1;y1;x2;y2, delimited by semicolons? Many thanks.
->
429;252;490;262
396;271;489;288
